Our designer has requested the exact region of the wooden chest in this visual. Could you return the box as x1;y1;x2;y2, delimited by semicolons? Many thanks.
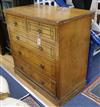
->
5;5;94;105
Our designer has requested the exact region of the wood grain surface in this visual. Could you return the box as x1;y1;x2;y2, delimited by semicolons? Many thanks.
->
5;4;94;105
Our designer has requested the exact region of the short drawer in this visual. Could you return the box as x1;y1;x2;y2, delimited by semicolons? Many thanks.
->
27;20;56;41
14;56;56;95
6;15;26;33
10;32;55;59
11;42;56;80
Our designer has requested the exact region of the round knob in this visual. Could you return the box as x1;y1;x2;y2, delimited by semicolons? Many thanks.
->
37;29;42;33
16;36;20;40
18;51;22;55
40;64;45;69
14;22;18;26
20;66;23;71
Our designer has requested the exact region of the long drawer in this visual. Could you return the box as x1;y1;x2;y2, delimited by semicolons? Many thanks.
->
14;55;56;96
11;41;56;80
10;32;56;59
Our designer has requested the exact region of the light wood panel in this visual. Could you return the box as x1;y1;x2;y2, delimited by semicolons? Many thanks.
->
58;15;92;98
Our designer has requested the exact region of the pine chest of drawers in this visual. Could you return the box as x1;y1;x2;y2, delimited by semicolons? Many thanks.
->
5;5;94;105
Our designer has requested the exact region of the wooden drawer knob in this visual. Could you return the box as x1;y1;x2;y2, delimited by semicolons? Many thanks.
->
40;64;45;69
16;36;20;40
14;22;18;26
18;51;22;55
41;81;45;85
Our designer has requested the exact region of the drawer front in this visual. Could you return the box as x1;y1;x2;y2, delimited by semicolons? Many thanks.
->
27;20;56;41
14;56;56;95
11;42;56;80
10;32;55;59
6;15;26;34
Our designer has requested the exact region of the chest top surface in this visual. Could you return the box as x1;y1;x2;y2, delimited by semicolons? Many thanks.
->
5;4;93;25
